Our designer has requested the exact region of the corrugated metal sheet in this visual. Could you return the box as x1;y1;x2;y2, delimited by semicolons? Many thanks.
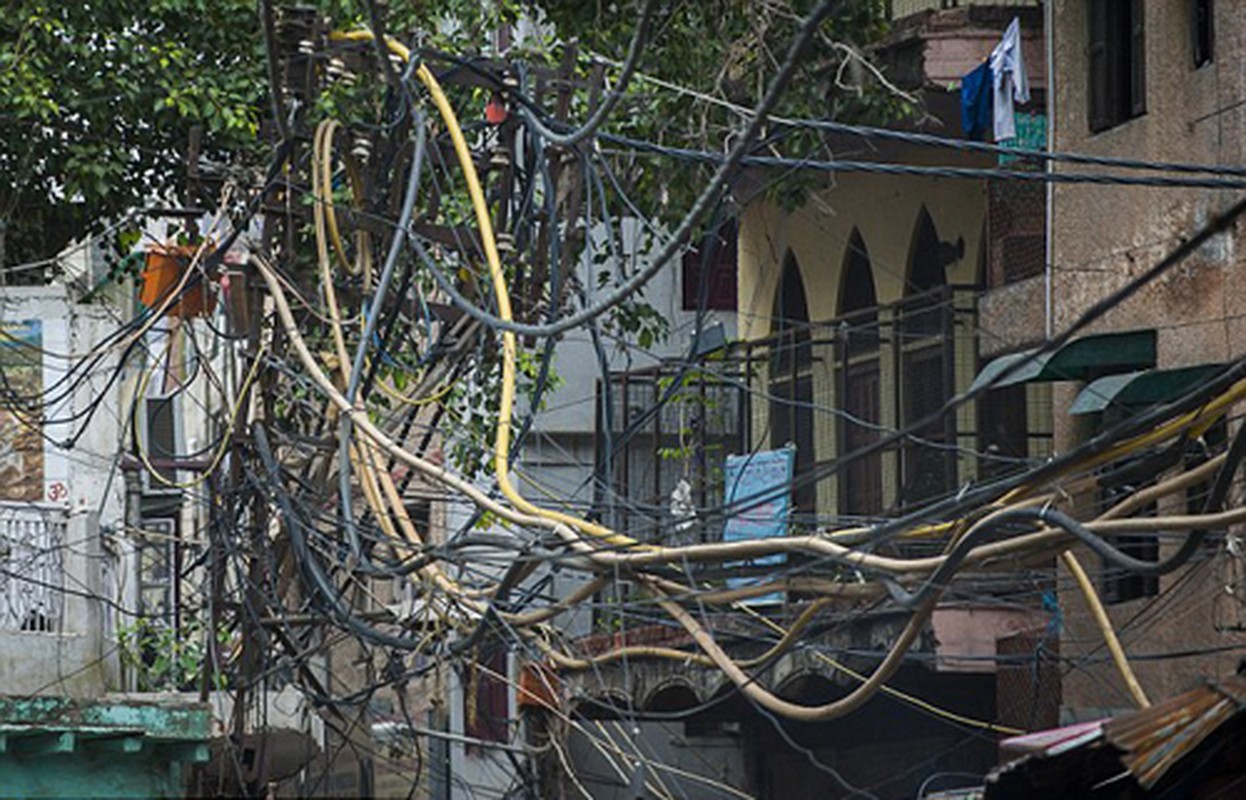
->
1104;674;1246;790
986;674;1246;798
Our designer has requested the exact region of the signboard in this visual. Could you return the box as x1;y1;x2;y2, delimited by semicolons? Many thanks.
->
722;448;794;604
999;112;1047;166
0;321;44;501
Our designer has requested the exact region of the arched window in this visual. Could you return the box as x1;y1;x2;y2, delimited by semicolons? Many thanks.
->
837;231;882;517
909;207;947;294
769;253;815;517
839;231;878;317
900;208;955;506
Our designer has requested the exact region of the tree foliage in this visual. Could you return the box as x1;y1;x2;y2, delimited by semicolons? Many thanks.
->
0;0;902;272
0;1;264;269
536;0;904;215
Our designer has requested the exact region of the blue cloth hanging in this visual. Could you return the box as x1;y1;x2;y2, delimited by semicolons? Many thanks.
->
960;61;993;141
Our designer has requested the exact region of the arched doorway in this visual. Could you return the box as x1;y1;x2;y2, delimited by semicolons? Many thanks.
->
837;230;882;517
769;252;816;518
900;207;955;506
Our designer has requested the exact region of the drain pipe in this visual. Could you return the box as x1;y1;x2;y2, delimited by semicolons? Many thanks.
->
1044;0;1055;340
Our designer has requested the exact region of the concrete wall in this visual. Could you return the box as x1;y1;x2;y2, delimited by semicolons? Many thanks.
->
1047;1;1246;713
0;286;125;696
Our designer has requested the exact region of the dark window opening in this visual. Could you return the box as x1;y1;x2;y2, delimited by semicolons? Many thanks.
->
900;346;954;506
837;230;882;516
1193;0;1214;68
840;362;882;516
908;209;947;293
900;209;954;506
1184;419;1228;556
769;253;815;518
144;395;180;489
1101;532;1159;604
1089;0;1146;132
978;383;1029;481
905;208;953;336
1098;456;1159;604
681;220;738;311
464;648;508;751
839;230;880;355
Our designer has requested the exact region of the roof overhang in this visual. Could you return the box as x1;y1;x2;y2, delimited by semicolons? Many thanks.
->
971;330;1157;393
1069;363;1227;415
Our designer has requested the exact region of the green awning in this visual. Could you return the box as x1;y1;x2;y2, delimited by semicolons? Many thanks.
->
1069;363;1227;415
970;330;1157;393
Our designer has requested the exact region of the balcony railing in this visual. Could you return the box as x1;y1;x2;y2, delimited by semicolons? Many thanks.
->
599;287;981;548
888;0;1039;20
0;502;67;632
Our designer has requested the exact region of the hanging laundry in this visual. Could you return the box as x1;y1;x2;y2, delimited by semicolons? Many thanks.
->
960;61;993;140
990;17;1031;141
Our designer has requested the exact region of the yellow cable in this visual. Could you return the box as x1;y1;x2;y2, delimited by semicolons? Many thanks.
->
372;371;456;408
736;602;1025;734
313;31;1236;724
1059;550;1150;708
332;29;1246;563
315;118;374;285
330;28;647;555
1000;381;1246;505
312;119;355;380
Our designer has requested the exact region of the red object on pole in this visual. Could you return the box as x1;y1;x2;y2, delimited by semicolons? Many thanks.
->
485;91;508;125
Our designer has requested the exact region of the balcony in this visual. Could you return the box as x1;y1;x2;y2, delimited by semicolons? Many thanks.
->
599;287;989;550
0;502;68;632
887;0;1039;20
0;501;123;695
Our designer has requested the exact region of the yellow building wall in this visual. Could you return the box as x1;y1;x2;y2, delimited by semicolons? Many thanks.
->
738;169;986;340
736;160;988;518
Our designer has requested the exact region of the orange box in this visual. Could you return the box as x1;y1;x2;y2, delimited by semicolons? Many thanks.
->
141;244;216;318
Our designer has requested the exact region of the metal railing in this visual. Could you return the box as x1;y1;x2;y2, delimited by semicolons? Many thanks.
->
888;0;1039;20
0;502;67;631
731;285;980;533
598;287;982;546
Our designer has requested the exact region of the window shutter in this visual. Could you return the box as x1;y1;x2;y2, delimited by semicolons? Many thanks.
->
1129;0;1147;116
1193;0;1213;68
145;396;179;488
1087;0;1109;131
681;221;738;312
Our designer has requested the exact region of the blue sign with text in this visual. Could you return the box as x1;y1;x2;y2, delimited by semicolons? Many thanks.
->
722;448;794;604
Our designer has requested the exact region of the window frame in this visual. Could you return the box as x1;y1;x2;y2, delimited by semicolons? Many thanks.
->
1088;0;1147;133
1192;0;1214;69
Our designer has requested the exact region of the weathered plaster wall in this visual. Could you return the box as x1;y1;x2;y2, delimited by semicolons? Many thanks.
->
738;152;987;341
737;148;989;512
1048;0;1246;714
0;286;124;697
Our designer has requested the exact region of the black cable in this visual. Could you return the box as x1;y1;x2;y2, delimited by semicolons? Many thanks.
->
410;0;845;340
254;424;427;649
599;133;1246;190
513;0;656;148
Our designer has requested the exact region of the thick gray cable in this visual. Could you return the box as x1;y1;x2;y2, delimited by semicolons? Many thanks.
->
803;117;1246;176
339;87;427;566
601;132;1246;190
515;0;656;148
415;0;842;339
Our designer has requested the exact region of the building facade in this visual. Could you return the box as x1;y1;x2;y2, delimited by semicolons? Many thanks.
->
1037;0;1246;717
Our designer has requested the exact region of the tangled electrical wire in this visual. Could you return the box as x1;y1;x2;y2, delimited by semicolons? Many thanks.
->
16;2;1246;795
